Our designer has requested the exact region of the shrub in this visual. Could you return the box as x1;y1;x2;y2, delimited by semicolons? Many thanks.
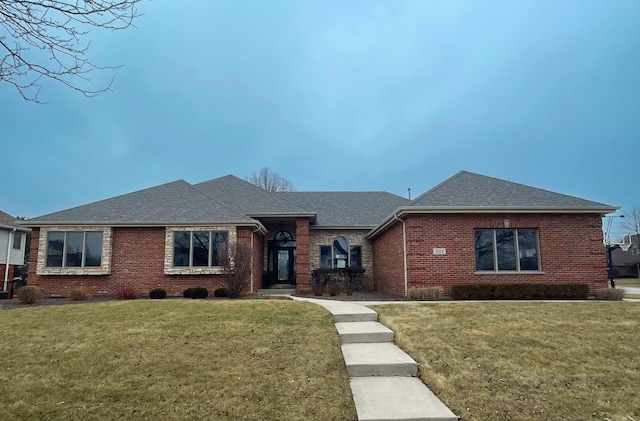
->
328;282;339;296
189;287;209;299
595;288;626;301
373;276;391;294
451;283;589;300
311;267;366;293
213;287;229;298
184;287;209;298
116;286;138;300
149;288;167;299
69;287;90;301
296;287;313;296
407;287;443;301
16;285;42;304
221;243;252;298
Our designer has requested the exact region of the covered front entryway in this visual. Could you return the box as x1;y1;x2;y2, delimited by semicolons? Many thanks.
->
267;231;296;286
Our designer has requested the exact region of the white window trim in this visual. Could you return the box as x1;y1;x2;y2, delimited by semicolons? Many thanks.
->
36;227;112;275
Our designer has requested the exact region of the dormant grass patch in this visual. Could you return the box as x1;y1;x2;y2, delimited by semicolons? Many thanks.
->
373;302;640;421
0;300;356;420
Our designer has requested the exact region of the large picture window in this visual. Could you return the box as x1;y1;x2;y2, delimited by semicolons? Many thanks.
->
173;231;228;267
475;229;540;272
46;231;104;268
320;237;362;269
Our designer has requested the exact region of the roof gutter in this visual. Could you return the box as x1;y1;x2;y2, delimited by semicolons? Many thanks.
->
367;205;620;239
1;223;30;232
21;220;267;231
247;213;317;224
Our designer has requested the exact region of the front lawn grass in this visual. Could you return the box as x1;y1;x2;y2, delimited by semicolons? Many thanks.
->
616;278;640;287
373;302;640;421
0;300;356;420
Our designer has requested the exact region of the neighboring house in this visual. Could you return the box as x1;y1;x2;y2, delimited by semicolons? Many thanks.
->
23;171;617;298
0;210;30;298
611;234;640;278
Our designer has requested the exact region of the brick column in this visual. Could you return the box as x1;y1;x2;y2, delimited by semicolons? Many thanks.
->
296;218;310;289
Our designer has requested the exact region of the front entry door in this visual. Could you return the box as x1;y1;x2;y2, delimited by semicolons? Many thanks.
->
276;249;295;282
267;231;296;286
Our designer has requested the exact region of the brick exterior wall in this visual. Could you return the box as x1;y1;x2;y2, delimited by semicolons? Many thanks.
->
372;222;406;296
372;213;608;297
28;212;608;298
28;227;255;297
295;218;310;289
251;229;265;291
0;264;15;297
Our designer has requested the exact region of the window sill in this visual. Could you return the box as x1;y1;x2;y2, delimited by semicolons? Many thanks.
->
165;267;226;275
37;267;111;276
474;271;544;275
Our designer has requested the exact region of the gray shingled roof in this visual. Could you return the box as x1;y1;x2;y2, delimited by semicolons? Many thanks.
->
277;191;410;227
410;171;617;210
24;171;617;231
0;210;29;231
25;180;256;225
194;175;314;217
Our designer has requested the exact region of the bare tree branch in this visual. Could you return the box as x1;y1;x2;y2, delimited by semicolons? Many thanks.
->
0;0;141;103
245;167;295;192
621;205;640;236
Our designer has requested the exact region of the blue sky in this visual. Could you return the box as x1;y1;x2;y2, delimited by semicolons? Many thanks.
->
1;1;638;233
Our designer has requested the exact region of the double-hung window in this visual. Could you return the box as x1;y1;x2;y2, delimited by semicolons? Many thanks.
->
173;231;228;267
320;237;362;269
475;229;540;272
46;231;104;268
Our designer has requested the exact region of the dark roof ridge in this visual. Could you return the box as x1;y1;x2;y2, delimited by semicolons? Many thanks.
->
194;174;314;214
184;179;259;221
280;190;403;195
411;170;614;208
410;170;469;205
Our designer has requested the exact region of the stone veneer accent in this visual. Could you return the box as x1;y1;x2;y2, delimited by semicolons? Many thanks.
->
309;229;373;274
164;226;237;275
36;226;112;275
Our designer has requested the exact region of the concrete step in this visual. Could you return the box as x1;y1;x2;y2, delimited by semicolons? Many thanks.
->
258;288;296;295
336;321;395;344
297;298;379;322
341;342;418;377
351;377;458;421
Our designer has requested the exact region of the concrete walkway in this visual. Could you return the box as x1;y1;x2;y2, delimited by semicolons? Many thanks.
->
293;297;457;421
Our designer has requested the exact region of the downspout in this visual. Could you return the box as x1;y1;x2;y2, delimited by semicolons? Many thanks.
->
4;229;16;292
393;214;408;297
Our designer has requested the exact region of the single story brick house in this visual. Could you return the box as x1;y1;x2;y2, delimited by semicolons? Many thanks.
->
23;171;616;297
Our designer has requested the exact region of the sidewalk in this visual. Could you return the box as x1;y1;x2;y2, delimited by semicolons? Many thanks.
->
293;296;458;421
